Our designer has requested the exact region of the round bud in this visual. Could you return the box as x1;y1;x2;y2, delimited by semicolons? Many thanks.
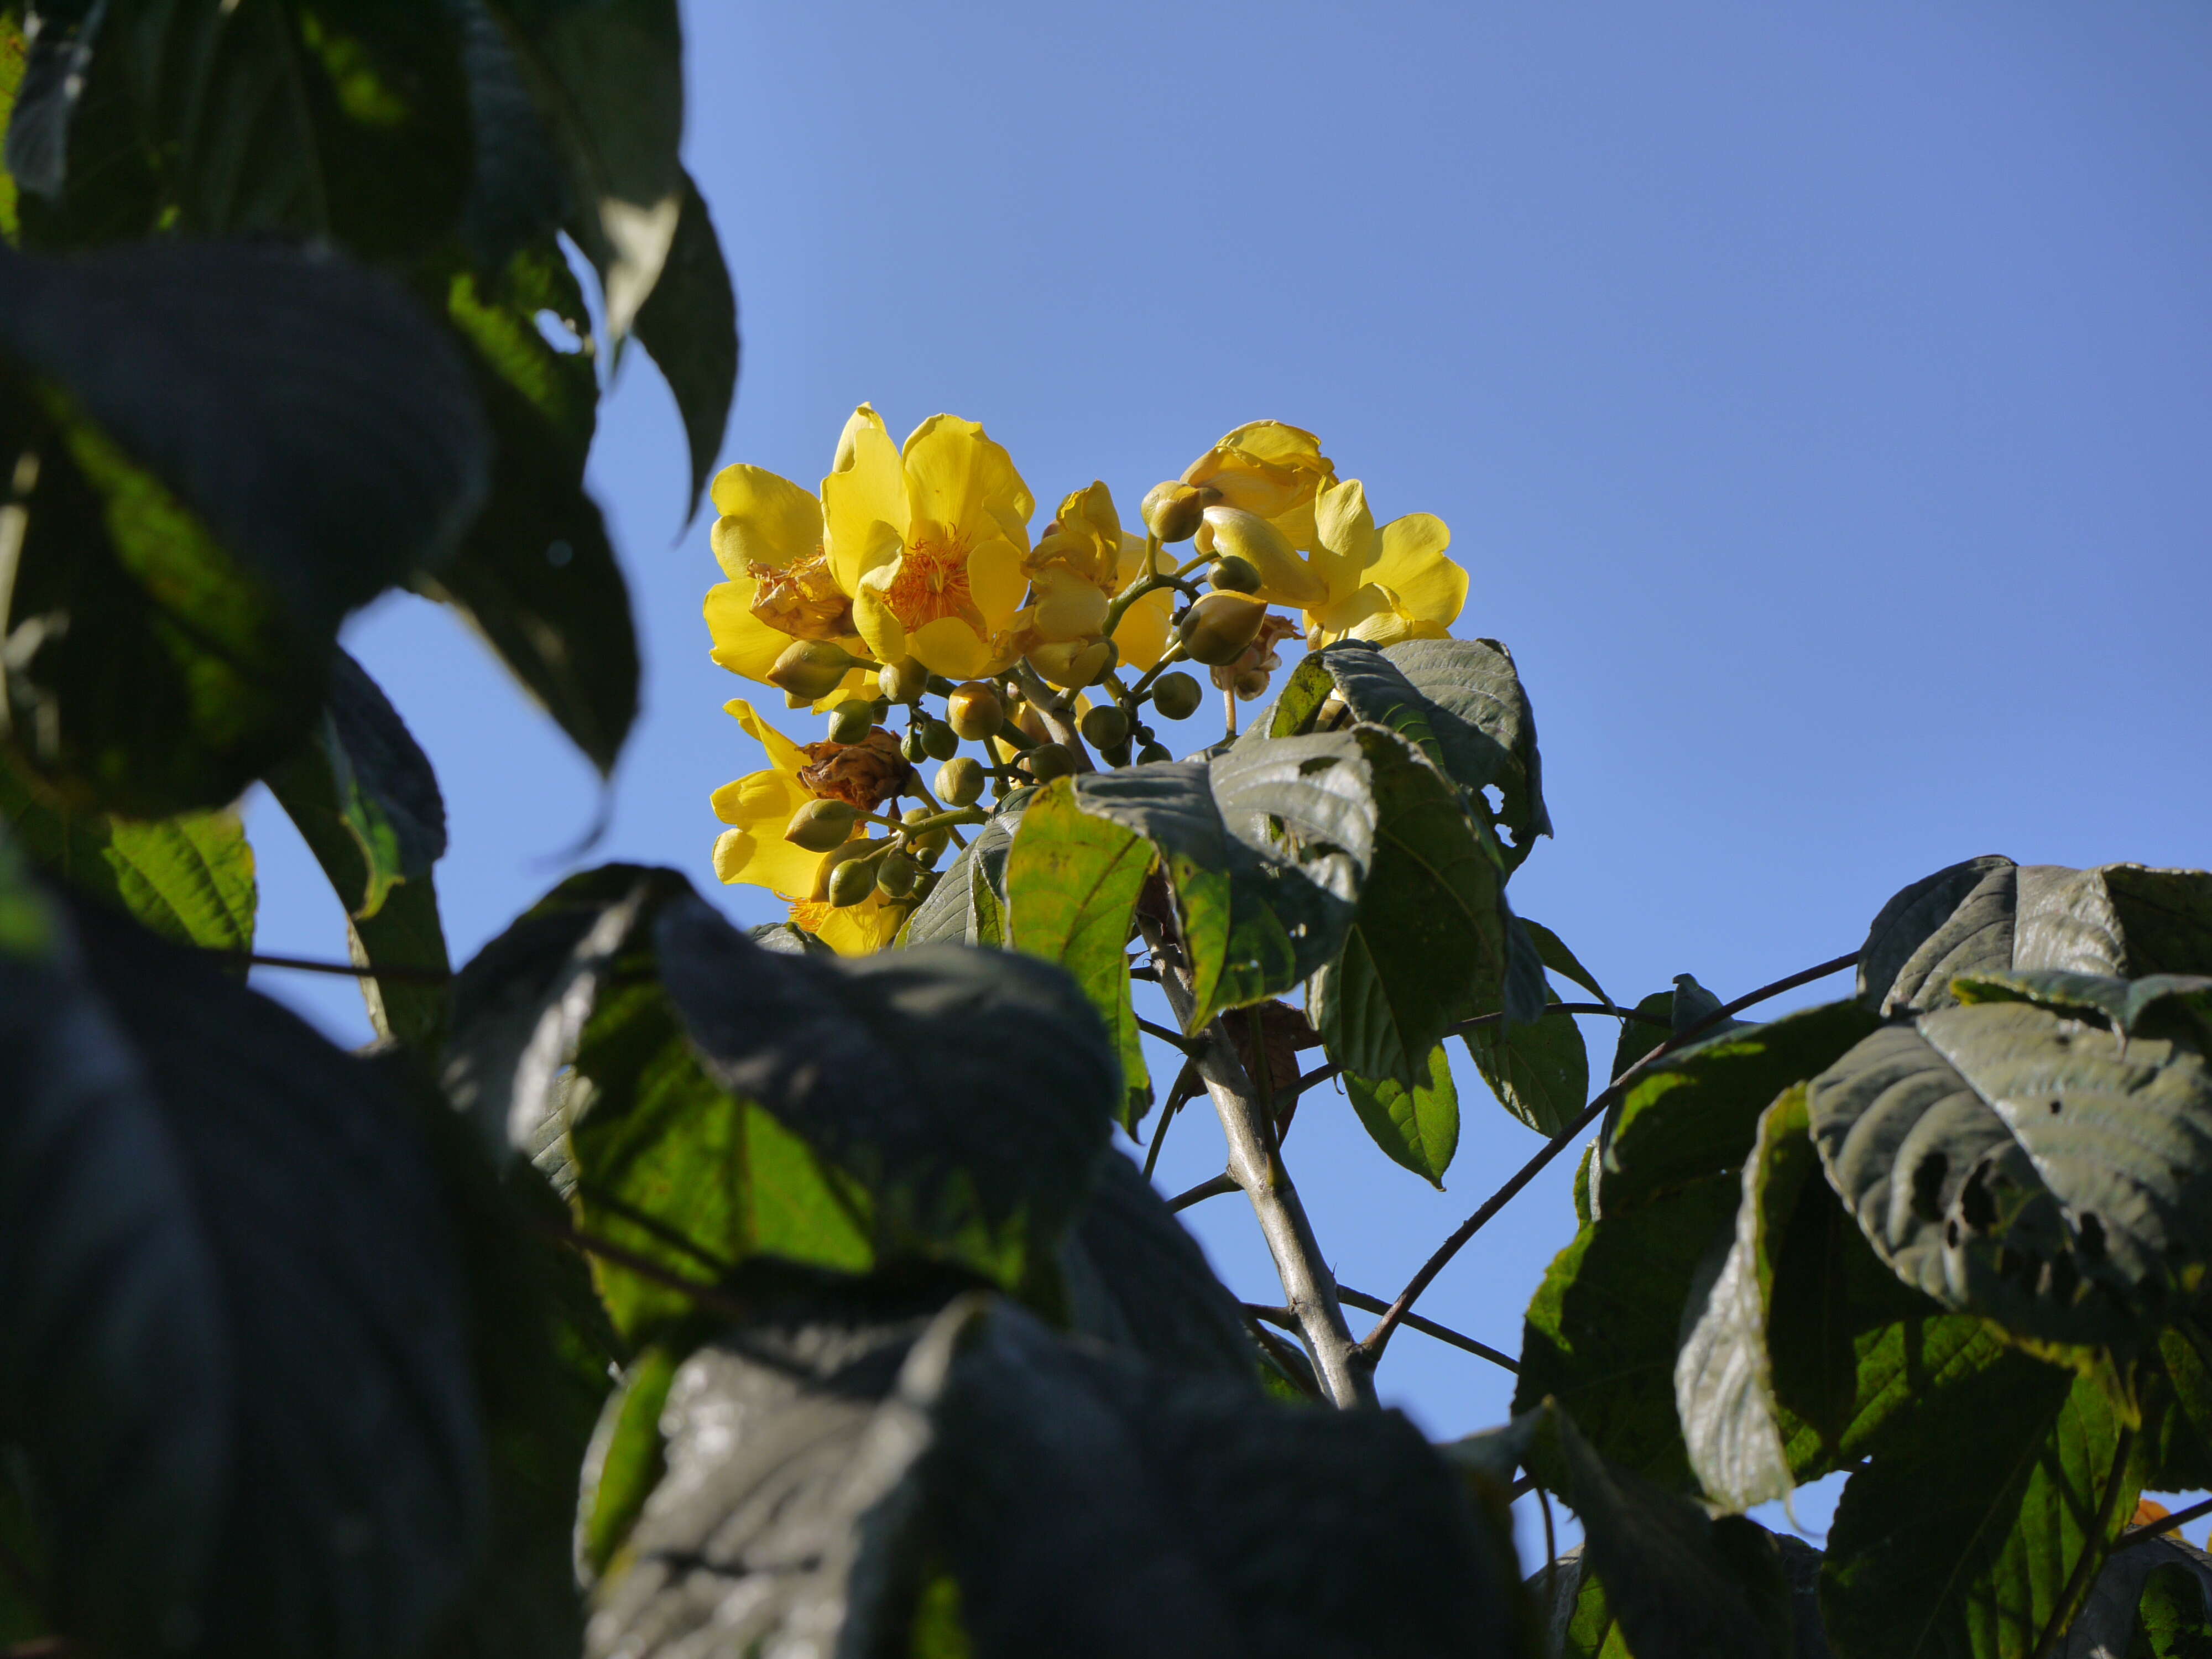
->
811;838;873;901
766;639;860;703
1078;703;1129;750
1026;742;1077;782
870;696;893;721
1233;667;1271;701
879;656;929;705
900;727;930;763
1149;670;1204;721
783;797;857;852
1139;480;1207;544
1209;554;1262;593
826;855;878;908
920;719;960;761
1175;592;1269;667
1136;741;1172;765
902;805;950;860
875;854;918;900
945;681;1005;742
936;756;985;807
1102;739;1133;768
827;700;874;745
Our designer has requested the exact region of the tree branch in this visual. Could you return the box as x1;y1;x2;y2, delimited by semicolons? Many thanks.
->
2115;1492;2212;1551
1332;1282;1517;1373
1354;950;1859;1362
1141;1055;1203;1181
216;950;451;984
1145;922;1376;1407
1269;1000;1662;1114
1165;1171;1237;1213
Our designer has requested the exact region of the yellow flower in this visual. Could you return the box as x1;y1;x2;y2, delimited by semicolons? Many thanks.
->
841;409;1035;679
1017;482;1174;673
1181;421;1336;550
1304;478;1466;647
708;698;911;955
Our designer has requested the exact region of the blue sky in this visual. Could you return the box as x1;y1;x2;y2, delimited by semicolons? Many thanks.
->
249;1;2212;1551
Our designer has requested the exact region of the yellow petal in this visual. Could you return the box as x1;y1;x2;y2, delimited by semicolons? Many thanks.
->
831;403;891;473
1203;506;1328;608
810;663;877;714
901;415;1034;549
906;615;993;679
1219;420;1326;468
851;566;908;665
822;413;907;592
1346;609;1414;647
1030;571;1109;643
706;769;828;897
1057;480;1120;544
812;893;906;956
1112;588;1173;672
705;581;796;684
1369;514;1465;627
723;697;811;775
707;465;822;578
967;534;1028;629
1307;581;1391;640
712;829;753;884
1113;531;1155;591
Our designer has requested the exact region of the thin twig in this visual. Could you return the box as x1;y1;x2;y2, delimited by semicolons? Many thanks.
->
1241;1302;1298;1331
2115;1492;2212;1551
223;950;452;984
1141;1057;1203;1182
1136;1016;1208;1056
1355;950;1860;1362
1244;1316;1322;1400
1272;1000;1657;1112
1165;1172;1237;1212
1333;1282;1517;1373
1538;1479;1560;1628
535;1217;755;1326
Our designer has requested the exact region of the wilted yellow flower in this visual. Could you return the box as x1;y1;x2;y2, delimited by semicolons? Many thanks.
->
1016;482;1174;673
709;700;914;954
1304;478;1465;646
1181;421;1336;550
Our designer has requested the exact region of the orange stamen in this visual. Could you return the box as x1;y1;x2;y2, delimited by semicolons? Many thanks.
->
882;538;979;631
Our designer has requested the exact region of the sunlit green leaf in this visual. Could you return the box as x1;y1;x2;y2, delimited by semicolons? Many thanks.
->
1346;1041;1460;1186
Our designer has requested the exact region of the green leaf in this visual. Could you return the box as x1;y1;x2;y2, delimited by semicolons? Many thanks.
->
479;0;685;339
900;793;1026;949
574;1344;677;1586
1272;635;1551;863
2149;1321;2212;1491
2131;1557;2212;1658
267;651;450;1047
1953;967;2212;1045
1001;778;1152;1128
1058;1152;1259;1386
1857;857;2212;1017
1807;998;2212;1350
8;0;474;259
632;169;737;523
0;890;482;1658
0;238;488;812
1820;1359;2138;1659
451;0;569;268
0;749;254;954
1310;725;1506;1087
1520;915;1613;1006
1346;1041;1460;1186
0;20;27;244
1468;988;1590;1136
429;240;638;773
1535;1406;1793;1659
1597;998;1879;1217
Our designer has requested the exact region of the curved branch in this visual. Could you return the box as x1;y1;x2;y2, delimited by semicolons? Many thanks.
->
1354;950;1860;1362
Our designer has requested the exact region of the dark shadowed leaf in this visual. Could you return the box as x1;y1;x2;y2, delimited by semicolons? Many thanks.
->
0;238;488;811
1058;1152;1258;1385
1309;726;1506;1086
1807;999;2212;1350
0;883;483;1658
1858;858;2212;1018
1468;988;1590;1137
0;750;254;954
1345;1041;1460;1186
1521;914;1612;1006
267;652;450;1046
899;792;1025;950
1820;1358;2138;1659
632;170;737;524
1952;968;2212;1046
451;0;570;268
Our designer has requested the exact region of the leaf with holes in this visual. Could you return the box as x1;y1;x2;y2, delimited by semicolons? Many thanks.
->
1856;857;2212;1018
1807;997;2212;1350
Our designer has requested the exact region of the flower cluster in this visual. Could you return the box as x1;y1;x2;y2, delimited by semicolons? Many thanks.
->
703;409;1469;952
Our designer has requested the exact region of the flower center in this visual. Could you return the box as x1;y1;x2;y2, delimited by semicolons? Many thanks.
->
882;536;980;632
749;550;853;641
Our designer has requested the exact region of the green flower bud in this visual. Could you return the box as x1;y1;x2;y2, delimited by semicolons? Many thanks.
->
1078;703;1129;750
1027;742;1077;782
876;854;918;900
936;756;985;807
766;639;860;703
1174;592;1269;667
879;656;929;704
1136;741;1172;765
827;854;878;908
944;680;1005;742
1102;739;1133;768
811;838;873;901
1209;554;1262;593
827;700;875;745
784;798;857;852
920;718;961;761
903;805;950;860
1140;479;1207;544
1233;667;1271;701
900;727;930;763
1149;670;1203;721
